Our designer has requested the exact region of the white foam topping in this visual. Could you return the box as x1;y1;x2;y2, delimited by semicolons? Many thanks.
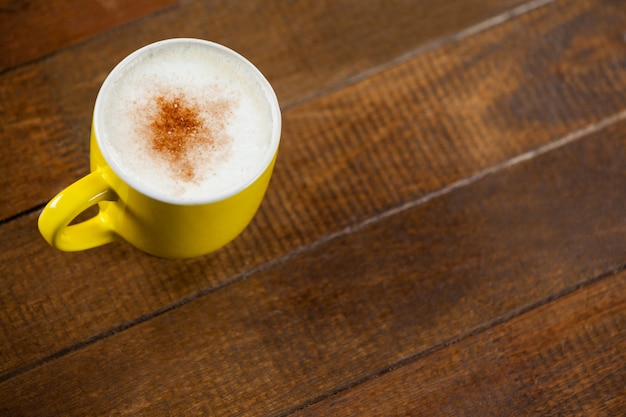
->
96;40;277;203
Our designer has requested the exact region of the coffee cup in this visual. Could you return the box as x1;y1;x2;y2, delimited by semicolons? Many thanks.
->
38;38;281;258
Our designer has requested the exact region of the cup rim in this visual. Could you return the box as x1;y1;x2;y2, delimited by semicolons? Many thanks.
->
93;38;281;205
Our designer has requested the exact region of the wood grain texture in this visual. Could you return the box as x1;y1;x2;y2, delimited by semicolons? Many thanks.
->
1;104;626;415
0;0;181;72
293;272;626;416
0;0;529;220
0;65;85;216
1;0;625;379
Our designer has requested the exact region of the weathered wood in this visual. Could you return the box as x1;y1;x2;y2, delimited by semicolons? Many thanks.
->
1;0;625;380
0;65;85;215
293;272;626;416
0;0;530;219
1;103;625;416
0;0;180;72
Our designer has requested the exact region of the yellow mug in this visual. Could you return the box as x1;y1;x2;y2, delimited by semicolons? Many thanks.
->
38;39;281;258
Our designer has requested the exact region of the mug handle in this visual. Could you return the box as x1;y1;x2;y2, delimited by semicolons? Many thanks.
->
38;170;118;251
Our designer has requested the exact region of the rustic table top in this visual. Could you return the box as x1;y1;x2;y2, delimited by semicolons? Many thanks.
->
1;0;625;415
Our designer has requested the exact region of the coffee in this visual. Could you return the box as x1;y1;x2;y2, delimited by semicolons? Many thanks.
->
96;40;277;202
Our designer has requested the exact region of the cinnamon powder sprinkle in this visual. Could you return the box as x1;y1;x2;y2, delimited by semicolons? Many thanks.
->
148;94;231;182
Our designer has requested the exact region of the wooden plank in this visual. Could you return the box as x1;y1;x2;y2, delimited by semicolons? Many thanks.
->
0;0;180;72
0;66;85;216
1;103;626;415
293;272;626;416
1;0;625;377
0;0;530;219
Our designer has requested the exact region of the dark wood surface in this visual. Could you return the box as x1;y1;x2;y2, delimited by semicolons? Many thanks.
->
1;0;625;415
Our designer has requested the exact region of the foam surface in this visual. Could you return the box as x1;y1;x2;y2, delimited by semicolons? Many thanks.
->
98;41;275;202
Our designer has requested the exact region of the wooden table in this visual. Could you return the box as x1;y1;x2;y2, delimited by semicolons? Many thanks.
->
1;0;625;415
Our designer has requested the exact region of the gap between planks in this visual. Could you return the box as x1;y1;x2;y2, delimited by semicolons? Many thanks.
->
283;0;555;111
280;259;626;417
0;0;184;77
2;105;625;385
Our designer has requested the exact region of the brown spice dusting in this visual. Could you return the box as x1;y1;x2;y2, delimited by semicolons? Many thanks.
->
147;93;232;182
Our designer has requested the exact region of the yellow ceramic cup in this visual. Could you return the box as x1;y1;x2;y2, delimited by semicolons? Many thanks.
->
38;39;281;258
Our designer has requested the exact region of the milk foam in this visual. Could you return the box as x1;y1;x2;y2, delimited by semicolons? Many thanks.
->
97;41;276;202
